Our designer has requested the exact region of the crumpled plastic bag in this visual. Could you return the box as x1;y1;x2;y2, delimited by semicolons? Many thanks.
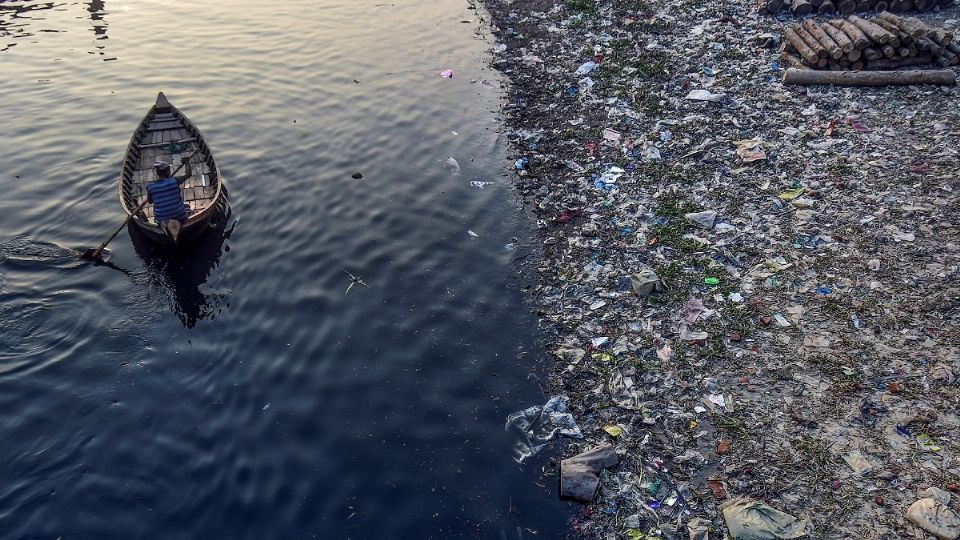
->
609;369;643;410
721;498;809;539
505;395;582;463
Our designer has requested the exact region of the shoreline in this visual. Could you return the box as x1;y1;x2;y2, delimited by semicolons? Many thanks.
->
482;0;960;537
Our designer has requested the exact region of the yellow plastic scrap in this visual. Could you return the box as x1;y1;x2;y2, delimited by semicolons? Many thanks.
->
603;425;624;437
778;187;805;201
917;433;941;452
592;352;613;362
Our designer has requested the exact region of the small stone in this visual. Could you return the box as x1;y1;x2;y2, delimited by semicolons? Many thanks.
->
351;171;363;179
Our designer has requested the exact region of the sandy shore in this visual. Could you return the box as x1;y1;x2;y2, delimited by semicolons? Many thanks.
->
483;0;960;537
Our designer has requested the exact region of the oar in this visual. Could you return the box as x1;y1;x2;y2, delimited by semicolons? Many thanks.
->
82;150;200;262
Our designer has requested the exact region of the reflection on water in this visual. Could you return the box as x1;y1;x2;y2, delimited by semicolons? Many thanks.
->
130;200;234;329
0;0;570;537
0;0;111;58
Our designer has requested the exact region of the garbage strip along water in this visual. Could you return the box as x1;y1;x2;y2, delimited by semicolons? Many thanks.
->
482;0;960;537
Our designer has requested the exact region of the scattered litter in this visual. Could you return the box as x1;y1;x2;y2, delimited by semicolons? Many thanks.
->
467;230;478;237
905;488;960;540
843;450;874;475
505;396;582;463
560;443;618;502
445;156;461;175
485;0;960;537
684;210;718;229
440;69;454;78
574;61;598;76
630;267;665;298
686;89;728;103
721;498;809;539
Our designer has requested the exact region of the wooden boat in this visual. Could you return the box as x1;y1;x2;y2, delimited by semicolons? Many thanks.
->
119;92;225;245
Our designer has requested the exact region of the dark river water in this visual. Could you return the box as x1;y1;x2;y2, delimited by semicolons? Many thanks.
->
0;1;570;537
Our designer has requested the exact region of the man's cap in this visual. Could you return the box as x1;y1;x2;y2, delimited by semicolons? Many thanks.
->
154;160;171;171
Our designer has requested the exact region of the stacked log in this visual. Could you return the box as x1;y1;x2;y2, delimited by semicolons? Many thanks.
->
758;0;952;15
781;12;958;70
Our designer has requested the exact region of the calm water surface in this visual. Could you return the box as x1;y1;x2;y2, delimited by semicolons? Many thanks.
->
0;1;570;537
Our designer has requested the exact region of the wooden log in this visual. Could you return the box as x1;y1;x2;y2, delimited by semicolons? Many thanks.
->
838;0;857;12
786;27;821;65
874;0;889;10
852;60;865;69
850;16;895;44
872;19;911;48
848;48;863;61
832;20;871;49
769;0;787;10
930;28;953;47
823;23;856;52
819;0;838;11
818;57;830;67
864;46;883;59
898;46;912;56
782;51;812;68
867;54;932;68
878;12;924;38
917;36;943;55
914;0;936;9
838;56;851;66
856;0;872;9
783;68;956;85
948;42;960;55
882;44;897;57
907;43;919;56
830;61;845;70
803;20;844;59
792;0;814;13
889;0;913;10
796;25;831;58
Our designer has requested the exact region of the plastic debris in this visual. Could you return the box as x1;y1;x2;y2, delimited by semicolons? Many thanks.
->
440;68;454;78
684;210;718;229
574;61;598;76
445;156;461;175
505;396;582;463
630;267;665;298
685;89;727;102
905;488;960;540
842;450;873;475
603;425;624;437
560;443;618;502
721;498;809;539
484;0;960;537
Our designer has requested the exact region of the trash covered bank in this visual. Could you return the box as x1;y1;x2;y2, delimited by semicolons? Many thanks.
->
483;0;960;537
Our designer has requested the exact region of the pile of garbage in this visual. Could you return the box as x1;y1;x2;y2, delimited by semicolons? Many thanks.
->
486;0;960;537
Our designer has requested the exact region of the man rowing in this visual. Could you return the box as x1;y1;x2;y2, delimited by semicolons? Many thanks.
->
147;158;192;242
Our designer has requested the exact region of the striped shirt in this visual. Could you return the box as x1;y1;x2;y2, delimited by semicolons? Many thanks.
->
147;177;188;222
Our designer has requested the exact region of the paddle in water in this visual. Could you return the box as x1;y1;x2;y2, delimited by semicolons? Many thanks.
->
82;150;200;263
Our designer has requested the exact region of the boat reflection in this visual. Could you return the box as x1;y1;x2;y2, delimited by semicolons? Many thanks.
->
129;199;233;329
